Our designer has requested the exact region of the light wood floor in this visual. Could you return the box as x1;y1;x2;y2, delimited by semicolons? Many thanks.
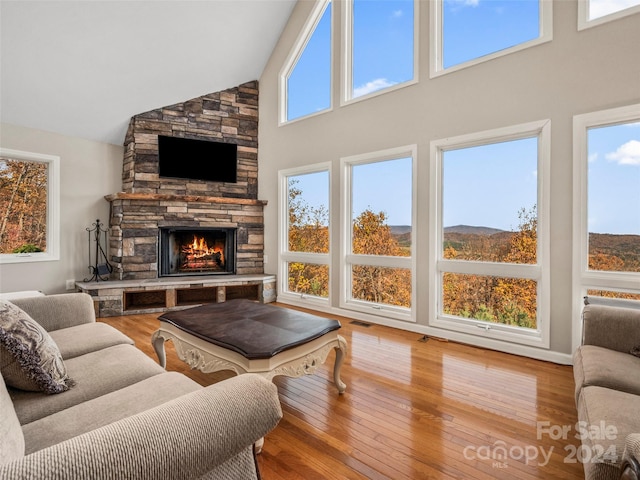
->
100;305;584;480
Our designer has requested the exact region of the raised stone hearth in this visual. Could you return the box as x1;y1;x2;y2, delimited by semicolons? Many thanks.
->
76;274;276;317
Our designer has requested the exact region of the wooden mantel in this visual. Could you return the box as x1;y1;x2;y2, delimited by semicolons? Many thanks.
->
105;192;268;206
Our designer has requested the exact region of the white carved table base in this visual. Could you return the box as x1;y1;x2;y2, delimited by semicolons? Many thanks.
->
151;321;348;394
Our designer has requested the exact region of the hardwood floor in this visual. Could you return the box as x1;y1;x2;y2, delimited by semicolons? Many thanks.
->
100;305;584;480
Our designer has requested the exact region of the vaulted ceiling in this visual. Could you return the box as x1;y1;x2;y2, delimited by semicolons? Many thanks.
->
0;1;296;146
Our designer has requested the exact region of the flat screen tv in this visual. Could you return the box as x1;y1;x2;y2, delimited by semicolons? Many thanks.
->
158;135;237;183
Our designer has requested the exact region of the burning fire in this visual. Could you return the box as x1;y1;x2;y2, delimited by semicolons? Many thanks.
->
181;235;225;269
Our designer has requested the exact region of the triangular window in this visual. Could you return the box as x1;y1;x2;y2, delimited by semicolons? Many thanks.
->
282;0;332;123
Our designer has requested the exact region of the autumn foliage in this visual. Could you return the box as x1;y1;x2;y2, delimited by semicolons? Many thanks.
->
286;180;639;324
443;208;539;329
0;159;48;254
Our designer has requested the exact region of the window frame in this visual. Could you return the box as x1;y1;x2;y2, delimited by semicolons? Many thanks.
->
341;0;419;106
278;162;332;308
429;0;553;78
279;0;333;126
0;148;60;264
572;104;640;351
429;120;551;348
340;145;417;322
578;0;640;30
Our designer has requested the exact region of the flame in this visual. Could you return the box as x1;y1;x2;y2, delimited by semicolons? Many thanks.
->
182;235;224;260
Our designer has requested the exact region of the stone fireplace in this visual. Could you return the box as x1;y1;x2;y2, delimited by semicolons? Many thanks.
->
78;81;274;317
105;81;266;282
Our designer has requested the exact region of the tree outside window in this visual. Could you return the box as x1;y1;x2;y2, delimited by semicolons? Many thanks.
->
0;158;48;254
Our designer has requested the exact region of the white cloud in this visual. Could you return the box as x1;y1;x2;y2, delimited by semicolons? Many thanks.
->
391;9;403;18
589;0;640;19
448;0;480;6
588;152;599;163
605;140;640;165
353;78;396;98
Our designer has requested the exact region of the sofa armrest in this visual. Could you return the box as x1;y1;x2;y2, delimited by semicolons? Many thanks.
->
10;293;96;331
582;305;640;353
622;434;640;480
0;374;282;480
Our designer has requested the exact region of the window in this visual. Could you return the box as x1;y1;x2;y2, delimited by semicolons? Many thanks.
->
430;120;550;347
430;0;552;76
573;104;640;348
279;165;330;304
341;146;416;321
578;0;640;29
280;0;332;124
343;0;417;102
0;148;60;264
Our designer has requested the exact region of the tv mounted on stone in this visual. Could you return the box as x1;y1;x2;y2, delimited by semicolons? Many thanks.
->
157;135;238;183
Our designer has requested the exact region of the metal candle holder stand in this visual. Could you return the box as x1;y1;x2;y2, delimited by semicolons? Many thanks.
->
84;219;113;282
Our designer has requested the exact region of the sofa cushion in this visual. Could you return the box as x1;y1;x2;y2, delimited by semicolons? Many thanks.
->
0;372;24;465
577;386;640;480
49;322;134;359
10;343;166;424
573;345;640;401
0;300;72;394
10;293;96;332
22;371;202;454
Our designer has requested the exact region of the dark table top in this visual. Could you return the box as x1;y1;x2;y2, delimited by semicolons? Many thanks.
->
158;299;341;359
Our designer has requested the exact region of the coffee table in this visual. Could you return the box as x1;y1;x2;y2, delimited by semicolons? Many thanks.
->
151;299;347;394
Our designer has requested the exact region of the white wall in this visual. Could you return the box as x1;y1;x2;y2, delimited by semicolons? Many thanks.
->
258;0;640;361
0;123;123;294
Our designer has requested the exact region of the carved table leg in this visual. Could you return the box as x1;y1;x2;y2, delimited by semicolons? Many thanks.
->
151;330;167;368
254;437;264;454
333;335;348;394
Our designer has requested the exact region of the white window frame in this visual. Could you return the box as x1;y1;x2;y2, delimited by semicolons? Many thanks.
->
340;145;417;322
0;148;60;264
429;0;553;78
279;0;333;126
572;104;640;351
578;0;640;30
278;163;332;308
429;120;551;348
341;0;419;106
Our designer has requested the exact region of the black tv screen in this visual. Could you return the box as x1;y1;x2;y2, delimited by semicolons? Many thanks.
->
158;135;237;183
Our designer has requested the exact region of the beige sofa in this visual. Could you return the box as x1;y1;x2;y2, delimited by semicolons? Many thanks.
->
0;293;282;479
573;302;640;480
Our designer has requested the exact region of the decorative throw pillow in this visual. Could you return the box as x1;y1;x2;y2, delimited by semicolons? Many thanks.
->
631;346;640;358
0;299;72;394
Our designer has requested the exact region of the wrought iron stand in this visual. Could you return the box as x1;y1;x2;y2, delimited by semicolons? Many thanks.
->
84;219;112;282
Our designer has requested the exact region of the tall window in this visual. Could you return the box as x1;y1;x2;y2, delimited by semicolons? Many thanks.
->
344;0;416;102
281;0;332;124
430;121;550;347
279;166;330;303
573;104;640;346
578;0;640;29
341;146;415;321
430;0;552;76
0;148;60;263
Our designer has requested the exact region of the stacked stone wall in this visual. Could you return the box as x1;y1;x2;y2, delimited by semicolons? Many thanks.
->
122;81;258;199
107;81;265;281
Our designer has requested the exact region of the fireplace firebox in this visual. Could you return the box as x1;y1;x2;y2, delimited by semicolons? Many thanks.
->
159;227;236;277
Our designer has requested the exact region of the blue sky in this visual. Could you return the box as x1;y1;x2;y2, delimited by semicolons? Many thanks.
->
588;123;640;235
287;0;640;235
443;137;538;231
443;0;539;68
